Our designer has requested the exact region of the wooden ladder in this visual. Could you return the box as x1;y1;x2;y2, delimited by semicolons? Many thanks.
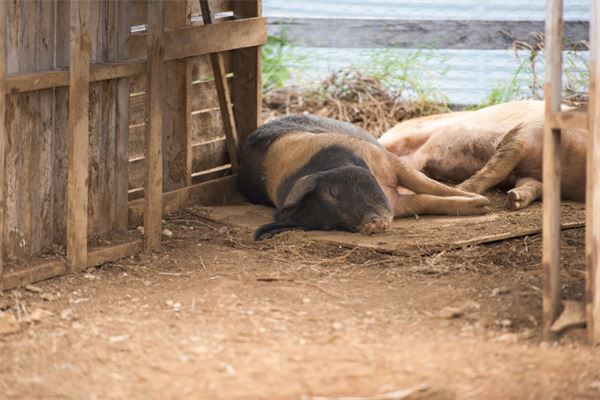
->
544;0;600;343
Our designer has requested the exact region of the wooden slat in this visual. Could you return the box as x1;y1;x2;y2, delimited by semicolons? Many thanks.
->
550;110;588;131
128;175;242;227
191;108;225;142
587;0;600;345
2;239;143;290
66;0;90;273
185;60;194;186
113;0;132;233
199;0;239;172
268;18;589;50
542;0;564;339
0;0;6;288
128;137;228;191
5;61;145;93
133;0;234;26
144;0;164;251
133;17;267;61
231;1;262;143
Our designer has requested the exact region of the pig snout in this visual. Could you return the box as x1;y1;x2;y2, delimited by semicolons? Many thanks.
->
360;214;392;236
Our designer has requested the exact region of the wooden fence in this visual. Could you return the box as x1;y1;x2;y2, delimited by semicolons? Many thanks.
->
0;0;265;290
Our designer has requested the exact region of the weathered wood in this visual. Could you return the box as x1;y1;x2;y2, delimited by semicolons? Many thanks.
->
0;0;6;288
185;60;194;186
268;17;589;50
133;17;267;61
144;0;164;251
542;0;564;339
128;175;242;227
5;62;145;94
162;3;189;192
133;0;233;26
550;110;588;131
191;108;226;142
129;137;229;191
231;1;262;144
113;0;132;233
200;0;239;172
3;238;143;290
67;0;91;272
587;0;600;345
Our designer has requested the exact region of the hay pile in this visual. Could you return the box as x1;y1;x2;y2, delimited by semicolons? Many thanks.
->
263;70;448;138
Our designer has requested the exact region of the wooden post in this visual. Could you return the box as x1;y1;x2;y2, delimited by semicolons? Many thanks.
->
231;0;262;145
0;0;6;289
587;0;600;344
144;0;164;251
67;0;91;273
199;0;240;172
542;0;564;338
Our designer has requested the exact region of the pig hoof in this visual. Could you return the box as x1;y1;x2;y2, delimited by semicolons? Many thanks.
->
507;190;524;210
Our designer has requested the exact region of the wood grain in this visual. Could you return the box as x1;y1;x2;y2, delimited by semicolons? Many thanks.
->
542;0;564;338
144;0;164;251
67;0;91;272
587;0;600;345
0;0;6;287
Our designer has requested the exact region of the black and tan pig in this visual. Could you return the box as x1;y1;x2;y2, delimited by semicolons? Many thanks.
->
239;115;490;240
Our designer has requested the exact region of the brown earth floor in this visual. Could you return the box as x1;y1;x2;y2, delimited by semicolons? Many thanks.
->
0;208;598;400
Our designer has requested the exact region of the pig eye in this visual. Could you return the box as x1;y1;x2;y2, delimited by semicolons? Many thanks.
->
328;187;339;199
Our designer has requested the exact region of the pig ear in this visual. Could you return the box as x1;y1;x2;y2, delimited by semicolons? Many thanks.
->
282;174;319;210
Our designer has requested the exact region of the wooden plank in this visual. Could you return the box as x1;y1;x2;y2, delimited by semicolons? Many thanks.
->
112;0;132;233
128;175;242;227
231;1;262;144
542;0;564;339
190;53;232;81
128;137;229;191
550;110;588;131
2;238;143;290
53;0;70;260
5;61;145;93
268;18;590;50
67;0;91;273
0;0;6;288
190;108;225;143
200;0;239;172
587;0;600;345
185;60;194;186
161;17;267;60
189;0;233;20
144;0;164;251
191;77;231;111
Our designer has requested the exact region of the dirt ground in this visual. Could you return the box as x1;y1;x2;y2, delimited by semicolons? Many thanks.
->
1;202;599;399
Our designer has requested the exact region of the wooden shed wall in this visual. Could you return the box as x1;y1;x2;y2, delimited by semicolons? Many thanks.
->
0;0;265;289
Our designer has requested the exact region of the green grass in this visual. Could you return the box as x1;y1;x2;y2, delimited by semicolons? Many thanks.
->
261;33;307;92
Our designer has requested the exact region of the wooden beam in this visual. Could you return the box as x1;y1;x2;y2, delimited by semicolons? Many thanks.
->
0;0;6;289
231;1;263;144
587;0;600;345
5;61;145;94
144;0;164;251
128;175;243;227
66;0;91;273
200;0;240;172
550;110;588;131
185;60;194;186
268;18;589;50
542;0;564;339
2;239;143;290
161;17;267;61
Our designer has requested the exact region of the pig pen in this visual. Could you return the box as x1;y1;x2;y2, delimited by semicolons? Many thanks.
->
2;1;600;399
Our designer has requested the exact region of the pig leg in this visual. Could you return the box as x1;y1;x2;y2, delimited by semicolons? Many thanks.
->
386;154;486;199
507;177;543;210
390;193;491;217
457;125;527;194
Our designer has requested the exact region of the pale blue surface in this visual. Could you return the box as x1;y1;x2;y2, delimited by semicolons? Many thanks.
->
263;1;590;105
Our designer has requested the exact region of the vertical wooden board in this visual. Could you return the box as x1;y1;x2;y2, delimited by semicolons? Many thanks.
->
67;0;91;272
162;60;188;191
0;0;6;284
144;0;164;251
53;0;70;249
231;1;262;144
162;2;189;191
542;0;564;337
587;0;600;344
113;0;132;232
